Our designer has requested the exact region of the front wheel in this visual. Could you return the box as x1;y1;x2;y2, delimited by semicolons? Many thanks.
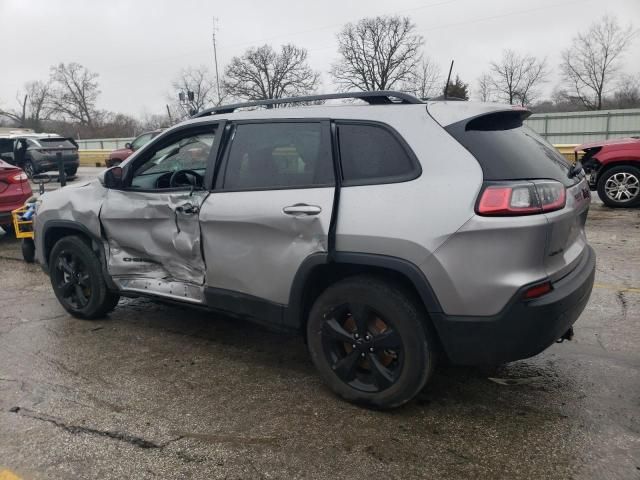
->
597;165;640;208
49;236;120;319
306;275;436;409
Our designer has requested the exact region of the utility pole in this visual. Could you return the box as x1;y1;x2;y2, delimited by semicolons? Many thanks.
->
212;17;221;105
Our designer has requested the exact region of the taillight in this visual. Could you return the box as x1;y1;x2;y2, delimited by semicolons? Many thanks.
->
477;180;566;216
7;172;28;184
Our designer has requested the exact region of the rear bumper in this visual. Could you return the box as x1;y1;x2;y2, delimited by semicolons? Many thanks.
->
1;196;32;225
34;158;79;172
431;245;596;365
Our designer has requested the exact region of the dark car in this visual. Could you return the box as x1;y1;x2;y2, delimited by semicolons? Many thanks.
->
106;130;163;167
0;159;32;233
576;136;640;207
0;135;80;178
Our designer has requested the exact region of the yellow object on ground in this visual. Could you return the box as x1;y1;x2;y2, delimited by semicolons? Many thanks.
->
11;206;34;240
0;469;22;480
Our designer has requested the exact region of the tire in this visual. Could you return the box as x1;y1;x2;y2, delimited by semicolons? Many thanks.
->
597;165;640;208
22;238;35;263
23;160;37;179
65;166;78;177
49;235;120;319
306;275;436;409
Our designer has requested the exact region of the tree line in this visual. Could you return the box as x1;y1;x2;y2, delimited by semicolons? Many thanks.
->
1;14;637;138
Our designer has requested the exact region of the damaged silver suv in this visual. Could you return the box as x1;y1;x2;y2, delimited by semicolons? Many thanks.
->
34;92;596;408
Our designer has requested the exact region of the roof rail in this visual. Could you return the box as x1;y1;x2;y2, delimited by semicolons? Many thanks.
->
193;91;423;118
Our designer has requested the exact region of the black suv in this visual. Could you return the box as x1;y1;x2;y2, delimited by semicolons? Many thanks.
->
0;135;80;178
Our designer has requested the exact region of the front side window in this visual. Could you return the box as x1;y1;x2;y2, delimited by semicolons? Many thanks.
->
130;129;215;190
337;123;418;185
222;122;333;190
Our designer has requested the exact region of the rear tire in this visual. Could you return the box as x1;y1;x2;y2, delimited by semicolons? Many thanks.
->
65;166;78;177
49;236;120;319
306;275;436;409
597;165;640;208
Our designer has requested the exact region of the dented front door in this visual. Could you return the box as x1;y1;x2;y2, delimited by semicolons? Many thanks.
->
100;189;208;302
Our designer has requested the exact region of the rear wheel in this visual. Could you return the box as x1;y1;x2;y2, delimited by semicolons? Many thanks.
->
49;236;120;319
306;275;436;409
65;166;78;177
21;238;35;263
597;165;640;208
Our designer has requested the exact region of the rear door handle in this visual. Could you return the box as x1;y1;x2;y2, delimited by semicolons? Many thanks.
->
282;204;322;216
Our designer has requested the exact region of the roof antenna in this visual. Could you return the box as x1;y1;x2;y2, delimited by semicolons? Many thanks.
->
444;60;454;100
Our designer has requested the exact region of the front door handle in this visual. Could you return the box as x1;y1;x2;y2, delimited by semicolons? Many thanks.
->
175;203;200;215
282;204;322;216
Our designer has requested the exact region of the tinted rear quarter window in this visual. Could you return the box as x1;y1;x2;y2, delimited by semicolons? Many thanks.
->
445;112;573;186
337;123;418;185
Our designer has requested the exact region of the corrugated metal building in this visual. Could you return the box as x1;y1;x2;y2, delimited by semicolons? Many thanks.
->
526;108;640;144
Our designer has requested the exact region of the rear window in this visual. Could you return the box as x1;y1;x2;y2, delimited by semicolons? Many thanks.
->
337;123;419;185
446;112;574;186
37;138;76;149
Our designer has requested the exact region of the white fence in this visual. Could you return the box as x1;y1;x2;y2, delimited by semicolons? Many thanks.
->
525;108;640;144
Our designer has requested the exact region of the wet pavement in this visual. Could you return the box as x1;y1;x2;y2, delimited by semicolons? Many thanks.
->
0;195;638;479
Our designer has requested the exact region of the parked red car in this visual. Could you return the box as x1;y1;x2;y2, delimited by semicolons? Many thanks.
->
577;136;640;208
0;159;32;233
106;130;162;167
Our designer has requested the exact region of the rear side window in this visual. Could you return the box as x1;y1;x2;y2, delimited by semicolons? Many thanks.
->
446;112;574;186
337;123;419;185
222;122;333;190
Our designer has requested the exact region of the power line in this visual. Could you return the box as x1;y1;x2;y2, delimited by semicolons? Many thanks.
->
212;17;221;104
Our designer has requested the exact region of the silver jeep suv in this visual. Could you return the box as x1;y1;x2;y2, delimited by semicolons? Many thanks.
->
34;91;596;409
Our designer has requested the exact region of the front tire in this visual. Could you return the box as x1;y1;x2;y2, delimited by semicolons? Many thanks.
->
597;165;640;208
49;236;120;319
306;275;436;409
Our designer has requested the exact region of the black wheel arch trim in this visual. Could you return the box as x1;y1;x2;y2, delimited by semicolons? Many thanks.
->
39;219;118;291
285;251;443;331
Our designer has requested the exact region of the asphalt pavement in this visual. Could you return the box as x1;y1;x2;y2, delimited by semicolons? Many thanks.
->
0;177;638;479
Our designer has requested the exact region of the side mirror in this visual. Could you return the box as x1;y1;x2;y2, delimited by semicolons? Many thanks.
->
102;166;124;189
125;142;132;150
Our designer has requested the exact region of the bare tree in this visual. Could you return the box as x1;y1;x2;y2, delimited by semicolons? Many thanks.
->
561;16;636;110
331;16;423;92
172;66;221;116
407;58;441;99
476;73;494;102
0;80;53;129
610;73;640;109
223;44;319;102
49;63;101;127
488;50;548;106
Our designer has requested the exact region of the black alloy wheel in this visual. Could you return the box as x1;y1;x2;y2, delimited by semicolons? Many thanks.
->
321;303;403;393
53;249;92;310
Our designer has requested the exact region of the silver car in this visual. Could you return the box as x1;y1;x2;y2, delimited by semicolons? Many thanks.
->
34;92;596;409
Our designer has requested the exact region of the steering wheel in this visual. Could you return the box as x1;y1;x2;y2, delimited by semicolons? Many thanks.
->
169;169;203;188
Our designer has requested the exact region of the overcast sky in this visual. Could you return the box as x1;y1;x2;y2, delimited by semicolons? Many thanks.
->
1;0;639;117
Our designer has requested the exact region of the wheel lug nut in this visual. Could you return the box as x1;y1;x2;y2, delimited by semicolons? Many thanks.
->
365;335;370;341
352;344;357;349
354;333;359;339
361;353;365;357
369;347;374;352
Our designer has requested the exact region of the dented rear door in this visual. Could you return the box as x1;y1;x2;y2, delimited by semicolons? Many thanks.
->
199;120;335;306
